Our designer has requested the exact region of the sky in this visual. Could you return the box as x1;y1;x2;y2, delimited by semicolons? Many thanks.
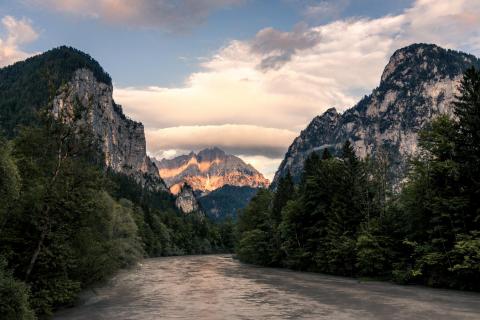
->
1;0;480;180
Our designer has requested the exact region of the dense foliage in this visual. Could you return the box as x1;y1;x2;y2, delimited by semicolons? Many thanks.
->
0;99;233;318
237;67;480;291
197;185;259;221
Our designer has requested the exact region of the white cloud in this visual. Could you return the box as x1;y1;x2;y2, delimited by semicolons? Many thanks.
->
0;16;38;67
115;0;480;178
145;124;297;159
28;0;244;31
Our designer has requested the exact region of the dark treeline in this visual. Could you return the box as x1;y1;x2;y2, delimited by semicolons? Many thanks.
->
0;97;234;318
237;67;480;291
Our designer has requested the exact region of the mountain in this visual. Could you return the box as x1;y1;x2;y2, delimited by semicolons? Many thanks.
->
0;46;166;191
155;147;269;194
156;147;269;218
197;185;259;220
272;43;480;188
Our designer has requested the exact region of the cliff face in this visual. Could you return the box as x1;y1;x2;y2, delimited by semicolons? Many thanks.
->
175;184;200;214
0;46;167;192
156;147;269;194
272;43;480;188
53;69;166;191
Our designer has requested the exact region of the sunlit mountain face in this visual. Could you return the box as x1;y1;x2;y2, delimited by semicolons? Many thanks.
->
155;147;269;195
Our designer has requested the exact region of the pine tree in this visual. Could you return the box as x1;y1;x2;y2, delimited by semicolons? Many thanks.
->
453;66;480;232
341;140;358;167
272;171;294;224
0;136;20;232
321;148;332;160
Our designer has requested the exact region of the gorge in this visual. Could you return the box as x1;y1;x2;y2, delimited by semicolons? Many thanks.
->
1;30;480;320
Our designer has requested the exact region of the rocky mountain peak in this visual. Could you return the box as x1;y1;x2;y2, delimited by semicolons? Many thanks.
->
272;43;480;189
380;43;478;84
323;107;338;116
155;147;269;194
197;146;226;160
0;46;167;192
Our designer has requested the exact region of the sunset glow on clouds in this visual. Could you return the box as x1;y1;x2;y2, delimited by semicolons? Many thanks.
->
27;0;245;31
2;0;480;179
112;0;480;178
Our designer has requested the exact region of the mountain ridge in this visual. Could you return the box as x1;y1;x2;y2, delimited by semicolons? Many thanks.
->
272;43;480;188
156;147;269;194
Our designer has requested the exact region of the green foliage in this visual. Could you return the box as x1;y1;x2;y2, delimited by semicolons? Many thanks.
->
237;229;271;265
0;135;20;227
278;198;310;269
272;171;294;223
236;189;275;265
197;185;259;221
355;226;389;277
0;258;35;320
236;67;480;291
0;98;234;318
450;232;480;289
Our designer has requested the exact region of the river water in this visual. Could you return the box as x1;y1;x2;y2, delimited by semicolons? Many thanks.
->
54;255;480;320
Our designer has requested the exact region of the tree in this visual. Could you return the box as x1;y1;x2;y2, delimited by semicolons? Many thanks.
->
0;258;35;320
452;66;480;232
272;171;294;223
236;189;275;265
0;135;20;232
321;148;332;160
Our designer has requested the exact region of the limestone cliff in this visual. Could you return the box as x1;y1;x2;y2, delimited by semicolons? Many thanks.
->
53;68;167;191
175;183;200;214
272;43;480;188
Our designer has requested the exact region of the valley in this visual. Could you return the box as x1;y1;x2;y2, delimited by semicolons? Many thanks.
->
2;1;480;317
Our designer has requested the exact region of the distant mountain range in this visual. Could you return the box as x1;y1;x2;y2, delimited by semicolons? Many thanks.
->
155;147;269;194
272;43;480;189
155;147;269;218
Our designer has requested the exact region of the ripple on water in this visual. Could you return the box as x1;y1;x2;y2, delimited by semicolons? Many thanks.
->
54;255;480;320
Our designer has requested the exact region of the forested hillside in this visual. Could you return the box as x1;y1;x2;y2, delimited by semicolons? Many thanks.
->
198;185;259;220
0;49;234;318
237;67;480;291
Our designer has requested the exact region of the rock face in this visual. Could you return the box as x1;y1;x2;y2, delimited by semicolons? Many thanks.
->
175;184;200;214
272;43;480;188
53;68;167;191
156;147;269;194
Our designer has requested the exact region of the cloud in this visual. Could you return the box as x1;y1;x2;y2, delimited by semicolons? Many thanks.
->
28;0;245;31
251;24;322;70
0;16;38;67
115;0;480;178
145;124;297;159
236;155;284;181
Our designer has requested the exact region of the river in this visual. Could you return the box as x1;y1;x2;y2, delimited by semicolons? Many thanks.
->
54;255;480;320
